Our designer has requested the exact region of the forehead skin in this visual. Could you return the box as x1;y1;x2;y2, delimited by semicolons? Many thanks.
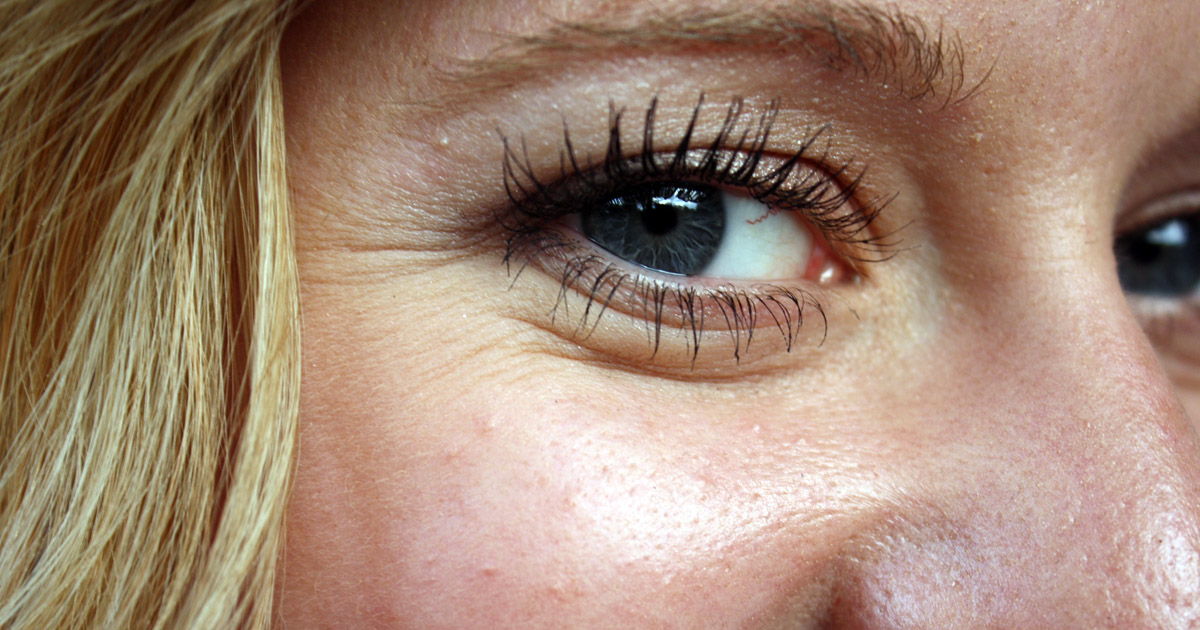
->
279;0;1200;628
284;0;1200;156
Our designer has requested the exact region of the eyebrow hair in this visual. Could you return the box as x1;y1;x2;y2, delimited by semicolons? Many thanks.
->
453;1;984;106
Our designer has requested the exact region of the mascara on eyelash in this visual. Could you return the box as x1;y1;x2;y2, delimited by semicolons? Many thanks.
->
495;95;892;364
500;94;898;260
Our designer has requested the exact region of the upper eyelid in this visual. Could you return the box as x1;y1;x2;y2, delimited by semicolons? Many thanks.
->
1116;189;1200;234
498;96;898;260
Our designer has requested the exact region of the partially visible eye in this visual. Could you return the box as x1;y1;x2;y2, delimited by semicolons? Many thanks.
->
579;181;845;283
1116;192;1200;384
1115;211;1200;297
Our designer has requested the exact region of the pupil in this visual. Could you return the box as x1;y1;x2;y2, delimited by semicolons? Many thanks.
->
580;183;726;276
642;206;678;235
1115;215;1200;297
1126;239;1161;265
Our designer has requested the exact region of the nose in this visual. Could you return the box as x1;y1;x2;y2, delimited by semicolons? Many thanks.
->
828;258;1200;628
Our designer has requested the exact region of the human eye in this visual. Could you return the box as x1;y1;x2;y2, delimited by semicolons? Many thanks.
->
1115;190;1200;381
497;96;896;367
578;180;845;282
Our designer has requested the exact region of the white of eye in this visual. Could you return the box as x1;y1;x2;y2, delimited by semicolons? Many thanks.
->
700;191;814;280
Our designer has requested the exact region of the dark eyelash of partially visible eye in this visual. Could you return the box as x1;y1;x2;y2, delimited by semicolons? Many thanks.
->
495;95;894;364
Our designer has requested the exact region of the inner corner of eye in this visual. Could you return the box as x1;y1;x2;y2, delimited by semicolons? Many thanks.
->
701;190;815;281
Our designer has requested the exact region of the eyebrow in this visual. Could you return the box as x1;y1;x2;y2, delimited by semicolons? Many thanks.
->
453;1;982;105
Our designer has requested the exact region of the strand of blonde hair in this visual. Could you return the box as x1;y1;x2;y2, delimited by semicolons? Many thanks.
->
0;1;299;627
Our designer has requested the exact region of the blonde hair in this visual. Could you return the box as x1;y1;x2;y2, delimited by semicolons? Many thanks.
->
0;1;299;628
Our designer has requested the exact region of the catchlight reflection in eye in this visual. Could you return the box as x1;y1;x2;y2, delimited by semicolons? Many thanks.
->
580;181;830;282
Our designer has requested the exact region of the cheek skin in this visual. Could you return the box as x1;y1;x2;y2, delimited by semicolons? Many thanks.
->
289;316;873;627
285;272;896;626
285;254;1200;629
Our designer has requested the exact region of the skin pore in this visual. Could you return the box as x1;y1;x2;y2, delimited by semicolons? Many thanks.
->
278;0;1200;627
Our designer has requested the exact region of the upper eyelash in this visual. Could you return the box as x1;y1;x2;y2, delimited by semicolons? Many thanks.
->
495;95;893;364
499;94;898;261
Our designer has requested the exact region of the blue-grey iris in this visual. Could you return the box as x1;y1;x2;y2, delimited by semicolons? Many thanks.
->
581;183;726;276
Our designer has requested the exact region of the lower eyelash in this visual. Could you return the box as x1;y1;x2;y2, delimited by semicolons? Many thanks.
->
505;229;830;365
1132;296;1200;344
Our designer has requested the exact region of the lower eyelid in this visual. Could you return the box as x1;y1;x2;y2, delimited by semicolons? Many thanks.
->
1130;295;1200;338
1127;294;1200;372
504;228;834;361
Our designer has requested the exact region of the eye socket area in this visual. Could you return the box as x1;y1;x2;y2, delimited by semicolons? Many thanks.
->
1115;191;1200;385
572;180;857;285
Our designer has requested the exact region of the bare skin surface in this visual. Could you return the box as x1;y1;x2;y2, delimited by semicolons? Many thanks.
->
278;0;1200;627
